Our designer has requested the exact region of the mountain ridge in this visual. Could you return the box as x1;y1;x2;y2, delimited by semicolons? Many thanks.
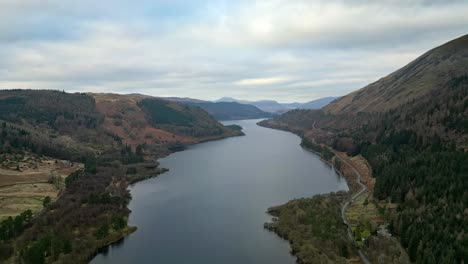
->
324;34;468;114
216;96;339;113
185;101;272;120
259;34;468;264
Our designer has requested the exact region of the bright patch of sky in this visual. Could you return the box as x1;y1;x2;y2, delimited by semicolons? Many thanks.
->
0;0;467;102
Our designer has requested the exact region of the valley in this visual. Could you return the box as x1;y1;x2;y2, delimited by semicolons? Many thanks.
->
1;0;468;263
0;90;243;263
0;26;466;264
92;119;348;264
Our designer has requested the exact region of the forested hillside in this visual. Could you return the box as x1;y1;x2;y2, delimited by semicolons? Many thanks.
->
138;98;231;137
0;90;242;263
356;77;468;263
259;35;468;263
0;90;113;161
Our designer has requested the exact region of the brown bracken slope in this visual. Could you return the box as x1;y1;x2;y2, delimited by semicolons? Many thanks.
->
92;93;193;149
324;34;468;114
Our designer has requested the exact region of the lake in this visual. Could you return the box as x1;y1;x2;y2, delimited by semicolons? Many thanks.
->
92;119;348;264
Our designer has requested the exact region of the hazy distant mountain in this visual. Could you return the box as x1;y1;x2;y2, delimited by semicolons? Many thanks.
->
126;94;209;104
128;94;337;116
185;101;272;120
299;97;338;110
125;93;153;98
159;97;208;103
216;96;338;113
216;97;240;102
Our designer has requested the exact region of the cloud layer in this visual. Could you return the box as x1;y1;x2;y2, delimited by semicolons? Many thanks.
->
0;0;467;102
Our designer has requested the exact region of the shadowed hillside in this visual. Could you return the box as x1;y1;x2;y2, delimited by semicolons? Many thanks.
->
138;98;231;137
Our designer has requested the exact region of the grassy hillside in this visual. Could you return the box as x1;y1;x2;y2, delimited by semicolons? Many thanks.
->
325;34;468;114
260;35;468;263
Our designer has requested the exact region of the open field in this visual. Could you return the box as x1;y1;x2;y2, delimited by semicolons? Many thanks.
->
346;193;383;228
0;153;82;219
0;183;57;219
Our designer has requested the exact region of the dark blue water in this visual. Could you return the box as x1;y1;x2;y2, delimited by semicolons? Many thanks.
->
92;119;348;264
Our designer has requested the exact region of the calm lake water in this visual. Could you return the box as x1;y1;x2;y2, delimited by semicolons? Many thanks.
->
92;119;348;264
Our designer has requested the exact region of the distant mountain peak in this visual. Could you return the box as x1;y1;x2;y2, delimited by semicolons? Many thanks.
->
216;97;238;102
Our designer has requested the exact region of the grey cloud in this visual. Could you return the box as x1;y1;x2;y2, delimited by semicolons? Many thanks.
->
0;1;466;102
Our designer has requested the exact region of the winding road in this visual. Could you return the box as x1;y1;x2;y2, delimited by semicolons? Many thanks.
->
311;121;370;263
333;152;371;264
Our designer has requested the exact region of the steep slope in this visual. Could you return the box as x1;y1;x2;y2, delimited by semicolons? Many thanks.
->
260;34;468;264
187;101;272;120
325;34;468;114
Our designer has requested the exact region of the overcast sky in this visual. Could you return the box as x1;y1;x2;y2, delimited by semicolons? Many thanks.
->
0;0;467;102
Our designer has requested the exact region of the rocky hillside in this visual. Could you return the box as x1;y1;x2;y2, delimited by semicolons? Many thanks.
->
325;34;468;114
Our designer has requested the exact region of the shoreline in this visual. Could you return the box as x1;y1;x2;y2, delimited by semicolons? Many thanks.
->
91;128;245;260
260;121;371;263
94;121;369;263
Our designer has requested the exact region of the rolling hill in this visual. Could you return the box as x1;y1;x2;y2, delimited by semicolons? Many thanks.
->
126;95;271;120
0;90;243;263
